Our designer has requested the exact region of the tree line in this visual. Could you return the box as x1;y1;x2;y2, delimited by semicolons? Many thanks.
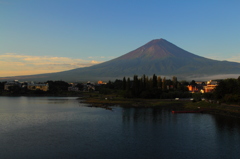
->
101;74;240;104
100;74;191;99
213;77;240;103
2;75;240;104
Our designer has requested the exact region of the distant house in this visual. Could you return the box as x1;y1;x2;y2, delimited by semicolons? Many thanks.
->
203;85;217;93
203;80;219;93
83;81;95;91
206;80;219;85
68;86;79;91
4;80;21;91
27;83;49;91
187;85;199;92
97;81;106;85
98;81;103;84
187;82;205;93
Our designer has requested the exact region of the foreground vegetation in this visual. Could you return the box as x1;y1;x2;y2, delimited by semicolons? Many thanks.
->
1;74;240;118
96;74;240;104
81;92;240;118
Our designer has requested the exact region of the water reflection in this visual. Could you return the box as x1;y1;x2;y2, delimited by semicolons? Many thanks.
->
122;108;157;123
122;107;173;124
213;115;240;134
1;97;240;159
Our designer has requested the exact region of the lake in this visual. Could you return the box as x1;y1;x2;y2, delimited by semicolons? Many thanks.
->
0;96;240;159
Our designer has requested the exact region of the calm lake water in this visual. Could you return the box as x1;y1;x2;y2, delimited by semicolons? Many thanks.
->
0;97;240;159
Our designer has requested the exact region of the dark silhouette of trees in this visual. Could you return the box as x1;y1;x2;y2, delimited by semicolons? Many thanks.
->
162;77;166;91
152;74;157;88
172;76;177;90
157;76;162;89
214;77;240;103
103;74;190;99
75;83;84;90
123;77;126;90
0;82;5;90
190;80;197;86
126;78;131;91
142;74;146;91
47;80;70;94
132;75;140;97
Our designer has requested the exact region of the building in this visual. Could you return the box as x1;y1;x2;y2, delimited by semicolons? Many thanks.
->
98;81;106;85
4;80;21;91
68;86;79;91
83;81;95;91
187;85;199;92
203;84;218;93
187;81;205;93
206;80;219;85
27;83;49;91
203;80;219;93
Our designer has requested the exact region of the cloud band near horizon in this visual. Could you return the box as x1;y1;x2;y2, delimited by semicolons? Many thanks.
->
0;53;103;77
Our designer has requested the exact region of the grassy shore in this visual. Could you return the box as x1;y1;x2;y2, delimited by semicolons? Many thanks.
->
80;92;240;118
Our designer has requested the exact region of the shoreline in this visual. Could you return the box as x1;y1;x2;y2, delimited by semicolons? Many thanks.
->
1;93;239;118
80;93;240;118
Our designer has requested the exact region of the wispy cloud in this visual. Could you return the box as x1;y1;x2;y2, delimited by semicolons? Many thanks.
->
225;55;240;63
206;53;240;63
0;53;103;77
88;56;115;59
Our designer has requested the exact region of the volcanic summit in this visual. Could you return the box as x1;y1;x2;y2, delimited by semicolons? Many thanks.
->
2;39;240;81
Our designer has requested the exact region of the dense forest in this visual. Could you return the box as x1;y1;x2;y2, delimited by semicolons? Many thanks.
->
99;74;240;104
99;74;192;99
1;75;240;104
213;77;240;103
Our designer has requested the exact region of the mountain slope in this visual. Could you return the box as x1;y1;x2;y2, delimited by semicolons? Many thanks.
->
1;39;240;81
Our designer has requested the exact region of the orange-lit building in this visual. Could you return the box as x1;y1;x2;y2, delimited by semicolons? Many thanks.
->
187;85;199;92
203;85;217;93
187;80;218;93
98;81;106;84
203;80;219;93
27;83;49;91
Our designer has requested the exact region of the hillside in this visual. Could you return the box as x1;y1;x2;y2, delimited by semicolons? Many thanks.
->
1;39;240;82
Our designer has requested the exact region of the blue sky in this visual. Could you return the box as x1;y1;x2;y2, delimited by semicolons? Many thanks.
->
1;0;240;76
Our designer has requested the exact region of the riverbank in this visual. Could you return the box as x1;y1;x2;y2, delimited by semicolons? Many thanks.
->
80;92;240;118
0;91;82;97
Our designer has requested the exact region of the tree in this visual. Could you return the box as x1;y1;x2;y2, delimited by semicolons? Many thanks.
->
238;76;240;93
132;75;140;97
172;76;178;89
8;85;21;92
190;80;197;86
162;77;166;91
148;78;153;89
123;77;126;90
152;74;157;88
142;74;146;91
192;93;202;102
214;80;226;99
214;78;240;100
105;80;114;89
145;76;150;89
113;79;123;90
0;82;6;91
76;83;84;90
180;80;189;86
225;78;239;94
126;78;131;91
157;76;162;89
47;80;70;93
